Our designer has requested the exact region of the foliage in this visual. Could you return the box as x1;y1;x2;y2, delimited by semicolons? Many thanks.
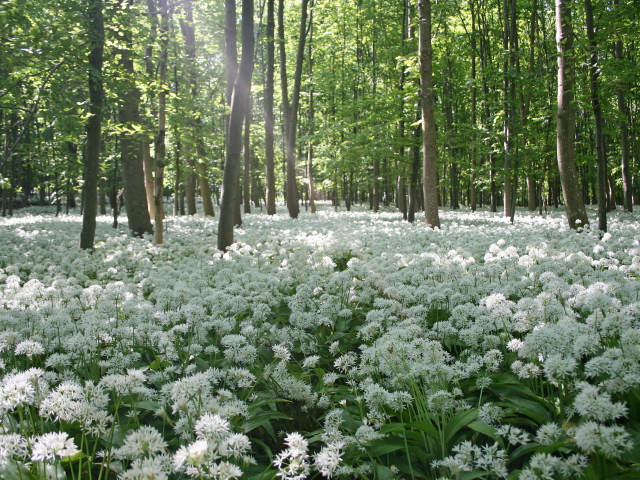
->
0;204;639;479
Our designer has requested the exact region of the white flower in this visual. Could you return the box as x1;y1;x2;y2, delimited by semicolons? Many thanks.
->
121;455;171;480
14;340;45;356
116;426;167;460
195;413;231;443
535;423;563;446
31;432;79;461
0;434;28;465
573;383;628;422
302;356;321;369
314;441;344;478
571;422;634;459
173;439;209;471
274;433;310;480
506;338;524;352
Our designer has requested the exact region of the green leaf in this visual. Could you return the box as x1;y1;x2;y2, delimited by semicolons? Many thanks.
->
44;462;68;480
136;400;161;411
241;410;292;433
0;460;36;480
149;358;170;370
368;436;407;456
408;420;439;441
506;397;552;424
468;420;502;446
374;465;395;480
444;409;478;445
461;471;490;480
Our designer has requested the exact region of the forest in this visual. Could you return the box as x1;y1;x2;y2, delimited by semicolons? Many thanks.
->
1;0;640;479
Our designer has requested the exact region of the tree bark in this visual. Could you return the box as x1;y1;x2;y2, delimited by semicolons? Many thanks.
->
264;0;277;215
556;0;589;229
418;0;440;228
153;0;169;245
614;29;632;212
80;0;104;250
118;0;153;237
585;0;607;231
180;0;215;217
143;0;158;221
279;0;309;219
218;0;254;251
243;95;252;214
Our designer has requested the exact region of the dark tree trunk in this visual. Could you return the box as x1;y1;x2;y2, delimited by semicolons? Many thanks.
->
418;0;440;228
153;0;169;245
614;29;632;212
264;0;277;215
118;0;153;237
80;0;104;250
556;0;589;229
280;0;308;219
180;0;215;217
218;0;254;251
585;0;607;231
243;95;252;214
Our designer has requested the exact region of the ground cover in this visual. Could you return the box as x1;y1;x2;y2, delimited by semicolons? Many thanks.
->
1;204;639;480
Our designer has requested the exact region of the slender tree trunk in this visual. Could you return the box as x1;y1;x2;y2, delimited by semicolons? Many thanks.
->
502;0;517;221
614;32;632;211
418;0;440;228
118;0;153;236
470;0;477;212
556;0;589;229
243;95;252;214
153;0;169;245
186;164;197;214
180;0;214;217
584;0;607;230
218;0;254;250
143;0;158;220
408;120;420;222
264;0;276;215
307;9;316;214
373;158;380;212
280;0;309;219
80;0;104;250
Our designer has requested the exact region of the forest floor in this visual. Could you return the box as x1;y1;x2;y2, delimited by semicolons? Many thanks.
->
1;203;639;480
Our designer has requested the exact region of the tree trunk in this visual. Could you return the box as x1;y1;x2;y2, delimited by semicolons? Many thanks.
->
180;0;215;217
556;0;589;229
186;164;197;215
418;0;440;228
118;0;153;237
502;0;517;221
408;120;420;222
585;0;607;231
80;0;104;250
280;0;308;219
243;95;252;214
143;0;158;221
614;33;632;212
218;0;254;251
264;0;277;215
153;0;169;245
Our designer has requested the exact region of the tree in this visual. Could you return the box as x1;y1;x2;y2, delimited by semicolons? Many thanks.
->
263;0;277;215
418;0;440;228
153;0;169;245
117;0;153;237
218;0;254;251
555;0;589;229
584;0;606;231
180;0;215;217
279;0;310;219
80;0;104;250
